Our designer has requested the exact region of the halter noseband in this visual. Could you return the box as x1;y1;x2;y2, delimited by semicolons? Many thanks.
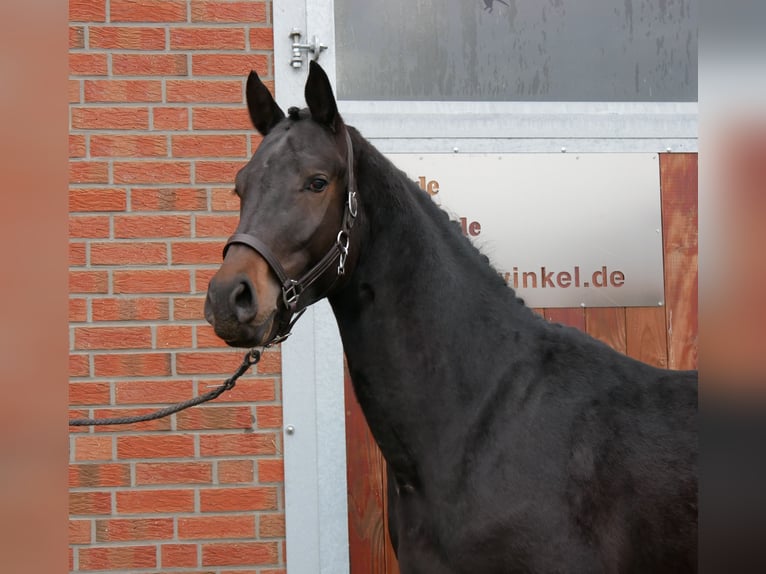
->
221;129;358;343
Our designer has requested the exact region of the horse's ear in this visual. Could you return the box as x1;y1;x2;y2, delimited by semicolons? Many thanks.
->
246;70;285;135
305;61;340;132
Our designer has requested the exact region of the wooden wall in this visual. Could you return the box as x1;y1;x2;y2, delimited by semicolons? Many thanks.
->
343;153;698;573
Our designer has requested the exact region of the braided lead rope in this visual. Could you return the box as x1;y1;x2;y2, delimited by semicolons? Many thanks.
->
69;348;261;427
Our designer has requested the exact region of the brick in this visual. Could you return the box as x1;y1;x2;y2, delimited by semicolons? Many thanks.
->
85;80;163;103
70;188;127;212
69;519;91;545
131;187;206;211
113;161;191;184
176;351;247;374
257;459;284;483
172;241;222;264
69;215;110;238
192;54;269;77
117;435;195;459
201;487;277;512
170;27;245;50
69;270;108;293
69;491;112;515
79;545;157;570
249;27;274;50
255;350;281;374
89;26;166;50
117;489;194;514
195;214;238;237
69;463;131;488
195;161;244;184
195;268;216;294
115;379;193;404
94;353;171;377
69;134;86;157
72;107;150;130
92;297;169;321
74;435;113;461
111;0;187;22
161;544;198;568
70;0;106;22
167;80;243;103
198;378;276;403
172;134;247;158
135;462;212;485
152;107;189;130
90;242;167;265
156;325;193;349
192;1;267;23
69;298;88;322
172;296;205;320
195;324;229;348
91;408;172;432
69;354;90;377
193;106;252;130
211;187;241;211
75;326;153;350
113;53;188;76
176;406;254;430
218;460;254;483
96;518;174;542
259;514;285;538
200;433;277;457
69;242;87;266
69;53;108;75
114;269;191;294
70;161;109;184
69;79;81;103
69;381;111;405
114;214;191;238
91;134;167;157
255;405;282;429
179;515;255;540
202;542;279;567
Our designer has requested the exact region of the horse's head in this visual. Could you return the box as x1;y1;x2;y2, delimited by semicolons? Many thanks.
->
205;62;356;347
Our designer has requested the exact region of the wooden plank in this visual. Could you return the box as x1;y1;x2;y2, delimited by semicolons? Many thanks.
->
381;467;401;574
626;306;668;368
585;307;627;355
544;307;585;331
660;153;698;370
344;363;388;574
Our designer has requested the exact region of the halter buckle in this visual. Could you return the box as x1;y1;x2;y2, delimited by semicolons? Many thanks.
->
282;280;302;310
348;190;358;218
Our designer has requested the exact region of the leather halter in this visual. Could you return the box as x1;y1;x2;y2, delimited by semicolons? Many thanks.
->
222;129;358;342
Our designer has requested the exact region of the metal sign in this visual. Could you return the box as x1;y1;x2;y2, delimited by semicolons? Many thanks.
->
387;153;664;308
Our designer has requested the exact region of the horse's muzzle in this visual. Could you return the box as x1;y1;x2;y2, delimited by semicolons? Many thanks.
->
205;272;275;347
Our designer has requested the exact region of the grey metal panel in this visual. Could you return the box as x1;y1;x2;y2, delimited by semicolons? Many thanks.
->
281;302;350;574
276;3;350;571
334;0;697;102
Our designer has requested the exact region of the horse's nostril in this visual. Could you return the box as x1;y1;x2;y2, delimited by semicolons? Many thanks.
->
231;279;257;324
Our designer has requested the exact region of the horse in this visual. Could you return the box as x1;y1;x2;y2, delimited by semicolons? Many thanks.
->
204;61;698;573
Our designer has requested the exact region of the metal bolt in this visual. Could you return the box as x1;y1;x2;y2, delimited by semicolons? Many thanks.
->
285;425;295;435
658;301;664;307
561;147;567;153
453;147;459;153
580;302;586;308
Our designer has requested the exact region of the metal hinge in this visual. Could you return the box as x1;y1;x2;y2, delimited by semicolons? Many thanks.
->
289;29;327;69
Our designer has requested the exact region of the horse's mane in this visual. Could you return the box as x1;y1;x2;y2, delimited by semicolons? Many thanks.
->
345;124;530;309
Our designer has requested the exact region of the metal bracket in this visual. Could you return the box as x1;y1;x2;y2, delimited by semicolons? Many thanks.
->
289;29;327;69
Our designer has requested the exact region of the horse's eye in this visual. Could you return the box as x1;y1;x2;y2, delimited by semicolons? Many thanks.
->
308;178;328;193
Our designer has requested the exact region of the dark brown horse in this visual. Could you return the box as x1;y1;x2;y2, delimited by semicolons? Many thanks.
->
205;62;698;573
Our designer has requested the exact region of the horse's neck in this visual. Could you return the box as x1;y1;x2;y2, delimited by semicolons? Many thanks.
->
329;138;540;486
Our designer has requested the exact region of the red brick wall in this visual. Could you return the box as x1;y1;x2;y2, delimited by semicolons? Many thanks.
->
68;1;286;572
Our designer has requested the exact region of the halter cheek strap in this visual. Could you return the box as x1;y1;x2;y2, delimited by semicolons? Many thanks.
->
222;130;358;342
